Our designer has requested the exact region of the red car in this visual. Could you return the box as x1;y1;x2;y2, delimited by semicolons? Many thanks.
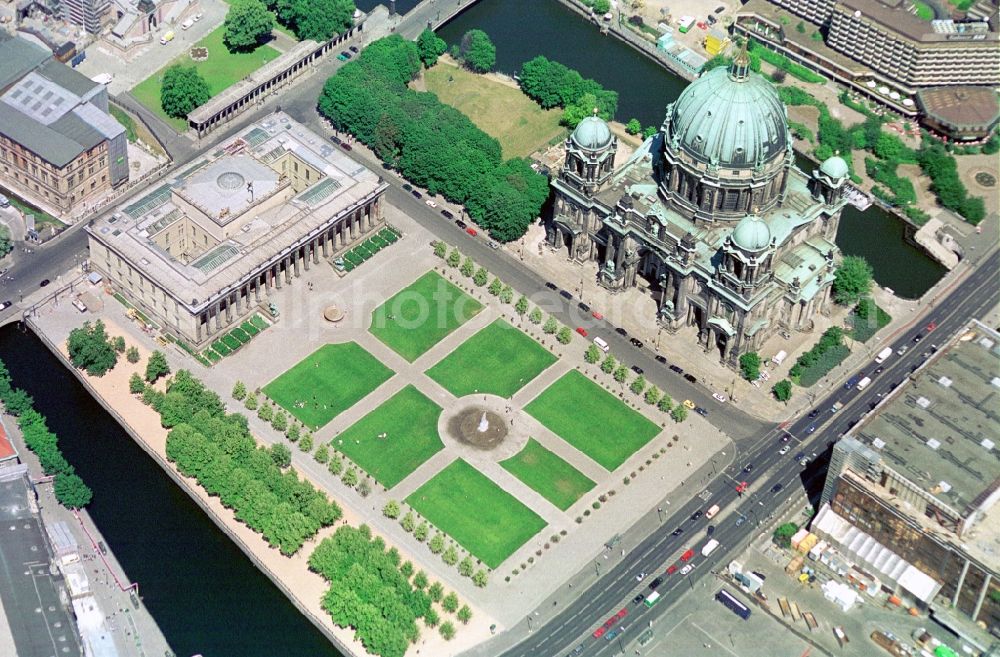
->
616;608;628;620
466;227;477;236
680;549;695;562
926;321;937;332
736;481;748;494
576;327;588;337
666;564;678;575
593;627;606;639
592;310;604;320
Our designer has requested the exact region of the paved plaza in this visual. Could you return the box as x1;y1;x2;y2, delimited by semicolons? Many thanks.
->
28;200;732;628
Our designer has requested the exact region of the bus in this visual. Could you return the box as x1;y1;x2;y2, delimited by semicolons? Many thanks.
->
644;591;661;608
715;589;751;620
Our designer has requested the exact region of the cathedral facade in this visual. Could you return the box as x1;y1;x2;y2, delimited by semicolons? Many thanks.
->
547;49;849;369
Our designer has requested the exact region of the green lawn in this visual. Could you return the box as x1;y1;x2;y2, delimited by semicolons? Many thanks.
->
406;459;546;568
421;59;565;159
130;26;281;131
263;342;394;429
912;0;934;20
425;319;556;397
369;271;483;362
524;370;661;471
500;439;595;511
332;385;444;488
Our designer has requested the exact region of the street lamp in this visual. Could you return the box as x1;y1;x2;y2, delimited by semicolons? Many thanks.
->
595;560;602;577
657;506;664;523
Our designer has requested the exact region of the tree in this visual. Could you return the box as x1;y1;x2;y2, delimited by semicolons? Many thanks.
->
643;125;658;138
630;375;646;395
383;500;401;519
314;443;329;464
342;467;358;487
458;556;474;577
671;404;688;423
244;393;258;411
739;352;761;382
833;256;874;305
54;473;92;509
429;533;446;554
657;394;673;413
401;511;416;532
593;0;611;13
773;522;799;548
488;277;502;296
223;0;275;52
113;336;126;353
440;621;456;640
543;317;558;334
499;285;514;304
644;386;661;405
447;248;461;268
773;379;793;402
129;373;145;394
327;454;343;475
442;545;459;565
473;267;489;287
613;364;628;383
357;478;371;497
460;256;475;277
270;443;292;468
529;307;543;324
424;607;440;628
160;65;210;119
428;581;444;602
433;241;447;258
457;604;472;624
145;350;170;383
298;432;313;452
126;346;140;364
400;560;414;579
472;569;488;587
258;403;273;423
585;344;602;364
413;570;429;589
626;118;642;135
556;326;572;344
417;28;447;68
277;0;353;42
442;591;459;612
415;521;429;542
271;410;288;433
67;321;118;377
515;296;529;315
232;381;247;400
601;354;616;374
459;29;496;72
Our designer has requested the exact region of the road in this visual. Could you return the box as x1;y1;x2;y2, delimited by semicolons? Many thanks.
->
487;248;999;657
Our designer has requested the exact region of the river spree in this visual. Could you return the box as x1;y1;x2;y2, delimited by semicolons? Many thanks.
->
0;325;344;657
438;0;945;297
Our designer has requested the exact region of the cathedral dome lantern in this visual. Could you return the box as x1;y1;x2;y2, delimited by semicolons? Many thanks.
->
571;115;614;151
811;155;850;205
731;214;772;253
559;113;618;194
659;42;793;221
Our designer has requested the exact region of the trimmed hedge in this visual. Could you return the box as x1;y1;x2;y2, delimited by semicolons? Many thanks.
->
211;340;231;356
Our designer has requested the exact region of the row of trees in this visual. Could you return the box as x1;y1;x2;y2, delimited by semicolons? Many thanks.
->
319;36;548;242
788;326;847;384
0;359;92;508
517;55;619;128
918;142;986;225
584;348;688;422
145;370;340;555
309;525;469;657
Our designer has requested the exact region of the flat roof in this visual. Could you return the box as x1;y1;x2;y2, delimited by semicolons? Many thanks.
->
836;0;999;45
89;113;385;313
0;473;83;657
853;320;1000;517
916;86;1000;129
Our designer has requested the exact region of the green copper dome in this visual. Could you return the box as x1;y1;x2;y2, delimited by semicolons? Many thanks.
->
667;61;789;168
571;115;613;150
819;155;849;180
731;214;771;252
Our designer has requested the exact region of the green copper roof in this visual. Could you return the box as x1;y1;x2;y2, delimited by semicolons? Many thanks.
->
571;116;613;150
667;65;788;168
819;155;849;179
732;214;771;251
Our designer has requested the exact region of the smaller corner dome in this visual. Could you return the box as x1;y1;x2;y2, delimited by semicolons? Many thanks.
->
571;116;613;150
731;214;772;252
819;155;849;180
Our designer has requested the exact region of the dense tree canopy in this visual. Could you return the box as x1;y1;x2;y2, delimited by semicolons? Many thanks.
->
277;0;354;42
739;352;761;382
458;29;495;73
54;473;93;509
832;256;873;305
517;55;618;126
145;350;170;383
318;35;547;242
67;320;118;377
160;66;210;119
224;0;276;52
918;142;986;224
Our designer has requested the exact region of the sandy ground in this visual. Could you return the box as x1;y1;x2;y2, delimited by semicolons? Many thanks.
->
67;317;495;657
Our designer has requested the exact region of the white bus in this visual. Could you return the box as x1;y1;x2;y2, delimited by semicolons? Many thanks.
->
702;539;720;557
856;376;872;391
875;347;893;364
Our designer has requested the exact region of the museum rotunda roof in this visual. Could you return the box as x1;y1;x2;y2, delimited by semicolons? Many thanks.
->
571;115;614;150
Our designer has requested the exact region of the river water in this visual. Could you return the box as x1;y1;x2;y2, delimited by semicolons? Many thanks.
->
437;0;945;298
0;325;345;657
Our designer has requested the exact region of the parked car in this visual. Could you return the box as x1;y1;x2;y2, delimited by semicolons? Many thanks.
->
712;393;727;403
630;337;643;348
778;445;790;455
666;564;678;575
466;227;477;237
591;310;604;320
340;51;352;59
455;220;467;229
425;199;437;208
631;365;644;375
616;327;628;337
771;483;783;493
330;135;342;145
632;594;645;605
695;406;708;417
655;355;667;364
578;302;590;312
39;279;50;287
441;209;454;219
683;399;696;410
896;345;908;356
593;627;607;639
401;183;412;191
488;241;500;250
340;142;352;151
684;373;697;383
560;290;573;300
680;549;695;561
336;52;349;61
680;564;693;575
669;365;684;374
410;189;422;199
349;45;359;53
545;282;557;291
0;301;11;311
576;327;589;337
648;577;663;590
